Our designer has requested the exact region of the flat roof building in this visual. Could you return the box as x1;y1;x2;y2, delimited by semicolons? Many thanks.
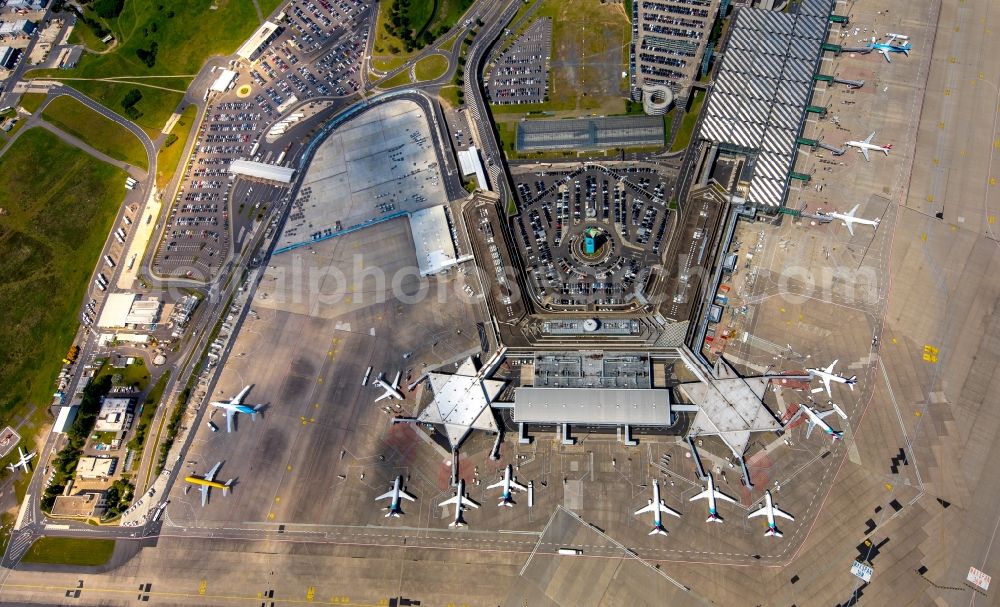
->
210;69;238;93
96;293;161;328
236;21;281;61
53;405;77;433
229;159;296;184
76;456;117;479
514;387;672;426
517;115;664;152
458;146;489;191
0;46;19;69
0;19;36;37
94;397;133;433
409;206;459;276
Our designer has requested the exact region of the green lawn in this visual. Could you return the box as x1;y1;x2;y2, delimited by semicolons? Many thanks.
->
95;359;151;392
18;93;46;114
414;55;449;81
23;537;115;566
671;90;705;152
663;109;675;146
0;128;126;426
439;85;463;108
68;16;109;52
42;95;149;171
373;0;473;57
27;0;271;135
379;70;413;89
156;104;198;190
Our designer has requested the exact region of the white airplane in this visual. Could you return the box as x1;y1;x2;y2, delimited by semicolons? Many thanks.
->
794;402;847;441
374;371;404;402
184;461;233;507
634;479;681;535
6;446;36;474
807;360;857;398
439;479;480;527
375;475;416;517
821;204;880;235
210;385;263;432
748;490;795;537
487;465;528;507
845;131;892;161
690;474;738;523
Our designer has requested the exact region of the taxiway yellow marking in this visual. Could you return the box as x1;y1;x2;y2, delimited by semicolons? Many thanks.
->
923;344;940;363
921;232;928;241
268;511;276;520
328;351;334;356
915;411;922;417
944;89;951;96
199;580;207;595
949;56;956;64
884;484;892;492
988;216;996;225
315;402;321;408
980;72;986;80
287;464;293;471
301;417;315;425
307;586;316;601
318;377;324;383
938;121;945;129
891;337;897;344
995;139;1000;149
928;194;935;202
275;496;281;502
933;157;940;165
991;177;997;186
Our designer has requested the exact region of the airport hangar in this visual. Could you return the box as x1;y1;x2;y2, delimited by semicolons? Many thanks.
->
396;0;838;487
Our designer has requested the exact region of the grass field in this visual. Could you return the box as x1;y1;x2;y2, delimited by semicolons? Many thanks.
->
156;104;198;189
438;85;463;108
19;93;46;114
42;95;148;170
489;0;629;120
671;89;705;152
68;17;109;53
372;0;473;65
414;55;449;81
23;537;115;566
379;69;413;89
0;128;126;426
27;0;269;135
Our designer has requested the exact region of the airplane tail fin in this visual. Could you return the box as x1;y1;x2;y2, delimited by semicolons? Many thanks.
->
706;513;724;524
498;499;514;508
223;479;234;495
765;527;783;538
450;513;467;527
649;525;668;536
832;431;844;441
385;510;401;518
848;376;857;389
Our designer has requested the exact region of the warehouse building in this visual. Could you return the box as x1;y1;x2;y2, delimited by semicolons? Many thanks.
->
409;205;462;276
236;21;281;61
76;456;117;480
0;46;20;69
0;19;36;37
458;146;489;191
96;293;161;329
94;397;133;433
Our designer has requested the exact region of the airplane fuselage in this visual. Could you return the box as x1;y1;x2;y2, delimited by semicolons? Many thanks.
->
375;378;404;401
801;405;842;440
184;476;228;490
845;141;891;155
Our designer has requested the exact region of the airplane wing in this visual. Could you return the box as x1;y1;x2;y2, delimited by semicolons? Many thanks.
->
805;418;818;439
713;489;738;504
816;409;837;420
821;376;834;399
225;409;234;433
773;507;795;521
375;390;393;403
200;484;209;507
392;371;401;389
399;489;416;502
510;479;528;492
233;385;252;404
690;488;712;502
861;146;871;162
864;132;876;144
843;219;856;236
748;505;769;519
660;502;682;517
439;494;461;507
635;501;657;515
881;48;891;62
462;495;481;509
376;489;396;501
486;479;505;490
205;461;222;482
848;204;860;217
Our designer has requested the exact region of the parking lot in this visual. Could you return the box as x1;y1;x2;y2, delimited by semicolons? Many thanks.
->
511;163;675;311
152;0;372;281
485;17;551;105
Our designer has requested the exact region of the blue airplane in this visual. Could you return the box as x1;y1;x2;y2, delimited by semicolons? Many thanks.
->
869;35;911;62
210;385;262;432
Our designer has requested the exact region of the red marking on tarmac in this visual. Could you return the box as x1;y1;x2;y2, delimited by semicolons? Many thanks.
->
381;423;419;463
781;402;804;427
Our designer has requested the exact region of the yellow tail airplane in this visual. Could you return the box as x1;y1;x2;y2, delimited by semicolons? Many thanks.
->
185;461;233;507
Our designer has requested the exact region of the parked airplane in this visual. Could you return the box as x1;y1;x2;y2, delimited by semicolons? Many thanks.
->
793;402;846;441
487;465;527;507
748;490;795;537
807;360;857;398
374;371;404;402
820;204;880;235
634;479;681;535
376;475;416;517
845;131;892;161
6;446;36;474
869;35;911;62
690;474;738;523
210;385;263;432
439;479;480;526
184;462;233;507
